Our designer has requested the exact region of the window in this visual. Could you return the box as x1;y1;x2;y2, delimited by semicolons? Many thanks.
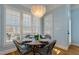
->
32;17;40;34
5;8;41;44
44;14;53;36
23;14;32;34
6;9;20;42
5;8;32;43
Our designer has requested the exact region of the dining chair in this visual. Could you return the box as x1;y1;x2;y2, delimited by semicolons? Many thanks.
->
45;35;51;39
25;35;34;39
38;40;56;55
40;34;51;39
13;40;32;55
39;41;49;48
39;34;51;48
25;35;30;38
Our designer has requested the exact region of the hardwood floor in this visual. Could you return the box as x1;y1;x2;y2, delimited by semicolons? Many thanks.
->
53;45;79;55
6;45;79;55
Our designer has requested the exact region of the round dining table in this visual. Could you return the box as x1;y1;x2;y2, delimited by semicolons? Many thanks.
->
39;39;50;43
20;39;51;55
26;41;43;55
17;39;33;44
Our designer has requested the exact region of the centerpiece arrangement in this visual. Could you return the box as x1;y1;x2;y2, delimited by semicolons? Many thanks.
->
34;34;40;41
34;34;43;41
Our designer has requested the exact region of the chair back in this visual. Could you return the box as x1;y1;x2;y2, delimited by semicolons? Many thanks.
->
40;34;51;39
47;40;56;54
13;40;22;54
45;35;51;39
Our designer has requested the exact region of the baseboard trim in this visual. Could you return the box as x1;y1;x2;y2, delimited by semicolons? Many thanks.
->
70;45;79;48
0;48;16;55
55;46;67;51
55;45;68;51
71;43;79;47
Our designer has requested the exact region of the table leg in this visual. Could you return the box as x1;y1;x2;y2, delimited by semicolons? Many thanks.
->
32;45;36;55
32;45;42;55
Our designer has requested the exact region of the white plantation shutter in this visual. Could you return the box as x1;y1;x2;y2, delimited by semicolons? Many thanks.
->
32;16;41;34
5;8;41;44
23;14;32;34
6;8;20;42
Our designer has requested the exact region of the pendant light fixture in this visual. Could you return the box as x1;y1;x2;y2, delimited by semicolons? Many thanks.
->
31;5;46;18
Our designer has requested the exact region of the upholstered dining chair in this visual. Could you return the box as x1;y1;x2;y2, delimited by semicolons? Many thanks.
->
40;34;51;39
25;34;34;39
38;40;56;55
39;34;51;48
13;40;32;55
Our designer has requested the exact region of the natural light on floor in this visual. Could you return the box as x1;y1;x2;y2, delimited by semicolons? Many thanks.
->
53;48;61;54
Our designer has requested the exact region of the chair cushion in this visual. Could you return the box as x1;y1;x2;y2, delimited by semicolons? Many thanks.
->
19;45;31;50
38;48;48;55
19;45;32;54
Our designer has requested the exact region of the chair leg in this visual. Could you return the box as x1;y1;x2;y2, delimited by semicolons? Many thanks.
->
37;51;43;55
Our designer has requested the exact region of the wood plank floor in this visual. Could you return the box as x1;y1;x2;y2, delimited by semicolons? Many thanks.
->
53;45;79;55
6;45;79;55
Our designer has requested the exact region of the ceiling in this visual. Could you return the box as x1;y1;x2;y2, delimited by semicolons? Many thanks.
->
22;4;63;13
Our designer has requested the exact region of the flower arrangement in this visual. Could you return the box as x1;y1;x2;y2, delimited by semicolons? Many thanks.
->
34;34;39;40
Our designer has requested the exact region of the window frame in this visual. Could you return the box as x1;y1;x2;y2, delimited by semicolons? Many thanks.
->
4;8;32;46
4;8;21;45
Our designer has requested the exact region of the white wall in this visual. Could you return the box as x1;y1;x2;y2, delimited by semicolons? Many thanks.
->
53;5;70;50
0;5;2;49
0;5;5;50
71;5;79;46
44;4;79;49
44;13;54;40
44;5;70;50
46;4;63;14
5;4;30;14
